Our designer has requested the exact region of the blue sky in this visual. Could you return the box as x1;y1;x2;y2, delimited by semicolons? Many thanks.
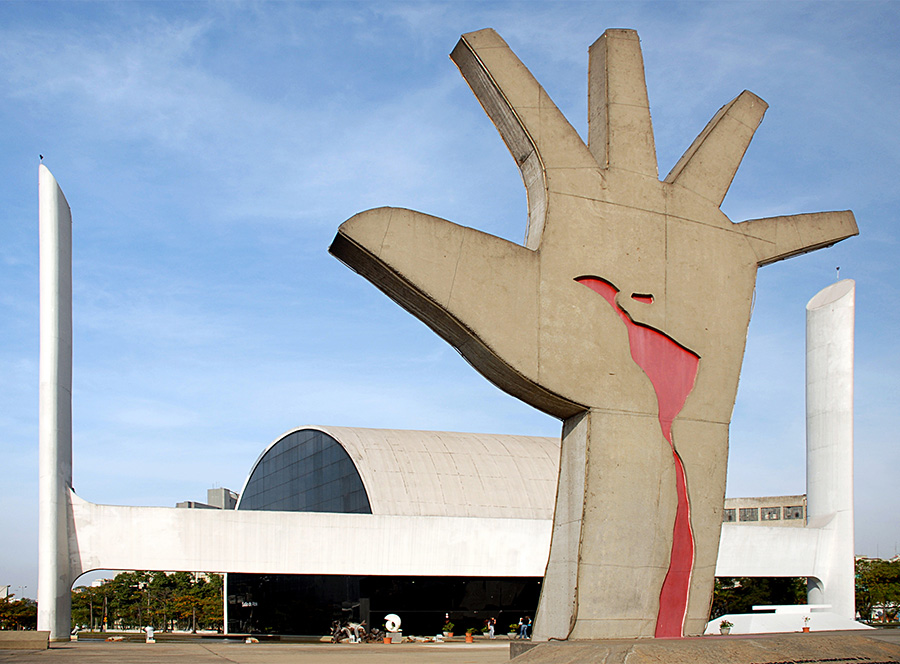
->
1;1;898;597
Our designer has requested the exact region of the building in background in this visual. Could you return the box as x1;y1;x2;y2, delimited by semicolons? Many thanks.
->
222;426;557;635
39;168;859;637
176;488;239;511
185;419;844;635
722;496;806;526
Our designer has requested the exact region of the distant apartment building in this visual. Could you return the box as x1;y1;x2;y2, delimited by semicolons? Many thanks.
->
722;495;806;527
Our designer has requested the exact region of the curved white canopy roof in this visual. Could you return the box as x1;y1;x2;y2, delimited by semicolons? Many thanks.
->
238;425;561;521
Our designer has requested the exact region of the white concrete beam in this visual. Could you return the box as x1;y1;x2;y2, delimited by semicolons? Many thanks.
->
68;490;552;580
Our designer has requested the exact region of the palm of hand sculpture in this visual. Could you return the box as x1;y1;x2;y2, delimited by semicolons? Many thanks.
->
330;29;857;639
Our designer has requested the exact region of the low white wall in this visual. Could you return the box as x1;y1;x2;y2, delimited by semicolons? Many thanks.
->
715;522;823;578
68;490;551;580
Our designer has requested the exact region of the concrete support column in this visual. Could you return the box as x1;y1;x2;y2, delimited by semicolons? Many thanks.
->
534;412;589;640
223;574;230;635
534;407;727;639
806;279;855;620
535;410;675;640
37;165;74;641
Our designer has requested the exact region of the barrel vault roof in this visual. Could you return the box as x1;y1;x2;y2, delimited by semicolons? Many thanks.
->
243;425;561;521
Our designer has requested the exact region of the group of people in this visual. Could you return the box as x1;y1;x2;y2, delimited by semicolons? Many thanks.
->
481;615;531;639
332;615;533;642
515;616;532;639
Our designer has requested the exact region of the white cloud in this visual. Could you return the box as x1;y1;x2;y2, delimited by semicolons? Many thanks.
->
2;0;899;596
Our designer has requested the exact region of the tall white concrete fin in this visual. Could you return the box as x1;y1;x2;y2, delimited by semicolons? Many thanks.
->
711;279;862;634
38;164;72;640
37;165;74;641
806;279;855;621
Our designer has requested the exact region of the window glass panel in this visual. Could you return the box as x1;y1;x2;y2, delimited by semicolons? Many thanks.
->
239;430;371;514
739;507;759;522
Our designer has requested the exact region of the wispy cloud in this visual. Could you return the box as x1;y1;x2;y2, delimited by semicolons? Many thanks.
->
2;0;898;594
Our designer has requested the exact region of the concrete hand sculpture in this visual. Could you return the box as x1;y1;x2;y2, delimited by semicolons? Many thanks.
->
330;29;857;639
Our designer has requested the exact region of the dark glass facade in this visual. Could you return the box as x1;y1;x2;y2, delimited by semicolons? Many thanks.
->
227;573;541;636
229;428;541;636
239;429;371;514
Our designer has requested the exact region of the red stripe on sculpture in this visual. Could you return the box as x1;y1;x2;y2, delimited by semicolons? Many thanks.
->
576;277;699;637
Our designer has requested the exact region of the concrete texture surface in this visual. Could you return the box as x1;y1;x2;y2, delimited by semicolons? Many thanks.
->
510;630;900;663
0;632;48;651
709;280;860;634
0;639;511;664
330;27;857;640
3;631;898;663
242;427;561;520
67;491;552;579
806;280;856;620
37;166;74;641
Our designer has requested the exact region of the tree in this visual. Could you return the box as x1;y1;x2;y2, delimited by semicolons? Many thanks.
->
194;574;224;630
104;571;150;630
710;577;807;619
856;557;900;622
71;571;224;632
0;595;37;630
71;585;105;630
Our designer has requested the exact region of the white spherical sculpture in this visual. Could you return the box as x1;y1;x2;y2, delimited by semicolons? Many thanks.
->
384;614;401;632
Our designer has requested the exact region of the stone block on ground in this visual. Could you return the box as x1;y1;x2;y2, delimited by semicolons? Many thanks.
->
0;630;50;650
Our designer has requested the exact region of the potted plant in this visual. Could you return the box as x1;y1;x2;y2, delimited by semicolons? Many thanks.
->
719;619;733;635
465;628;475;643
442;621;454;638
508;623;519;638
802;616;810;633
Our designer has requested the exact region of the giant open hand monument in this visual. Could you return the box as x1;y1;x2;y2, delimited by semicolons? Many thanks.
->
330;29;857;639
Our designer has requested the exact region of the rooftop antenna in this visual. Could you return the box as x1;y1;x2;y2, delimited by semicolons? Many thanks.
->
836;266;840;280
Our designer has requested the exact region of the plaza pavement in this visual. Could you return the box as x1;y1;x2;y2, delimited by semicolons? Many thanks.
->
0;638;513;664
1;630;898;663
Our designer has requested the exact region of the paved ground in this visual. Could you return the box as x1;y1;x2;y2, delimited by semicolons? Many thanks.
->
869;629;900;646
510;630;900;664
1;631;898;664
1;639;512;664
